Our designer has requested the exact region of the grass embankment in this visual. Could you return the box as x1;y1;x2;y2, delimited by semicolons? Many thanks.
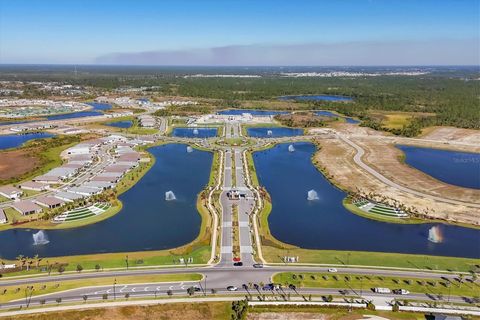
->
0;274;202;304
273;272;478;298
2;302;234;320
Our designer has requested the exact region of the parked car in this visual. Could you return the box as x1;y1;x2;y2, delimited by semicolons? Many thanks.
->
253;263;264;268
328;268;338;273
227;286;238;291
233;262;243;267
262;283;274;291
193;286;201;292
393;289;410;295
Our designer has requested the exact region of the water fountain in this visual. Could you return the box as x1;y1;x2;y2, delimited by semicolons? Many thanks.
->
186;146;193;153
288;144;295;152
428;226;443;243
165;190;177;201
32;230;49;245
193;129;199;135
267;130;273;136
307;189;319;201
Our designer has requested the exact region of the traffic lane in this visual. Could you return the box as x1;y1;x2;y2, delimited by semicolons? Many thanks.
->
0;265;462;288
1;283;465;311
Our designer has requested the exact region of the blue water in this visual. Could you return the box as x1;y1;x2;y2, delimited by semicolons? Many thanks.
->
279;95;353;102
247;127;303;138
0;132;55;150
0;144;212;259
46;102;112;121
253;142;480;258
218;109;289;116
315;111;360;124
397;145;480;189
172;127;218;138
105;120;133;128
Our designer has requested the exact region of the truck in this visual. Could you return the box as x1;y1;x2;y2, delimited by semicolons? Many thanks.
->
373;287;391;294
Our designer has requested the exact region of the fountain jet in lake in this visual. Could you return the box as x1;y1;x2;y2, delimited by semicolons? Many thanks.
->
186;146;193;153
428;226;443;243
307;189;319;201
165;191;177;201
193;129;199;135
267;130;273;136
288;145;295;152
32;230;49;245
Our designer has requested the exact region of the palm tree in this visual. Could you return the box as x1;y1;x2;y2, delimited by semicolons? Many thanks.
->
16;255;24;270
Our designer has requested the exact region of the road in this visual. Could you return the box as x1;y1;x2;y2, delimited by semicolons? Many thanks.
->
0;265;474;310
339;135;480;208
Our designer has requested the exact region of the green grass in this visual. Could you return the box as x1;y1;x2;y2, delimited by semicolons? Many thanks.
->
0;273;202;303
208;151;220;187
273;272;478;297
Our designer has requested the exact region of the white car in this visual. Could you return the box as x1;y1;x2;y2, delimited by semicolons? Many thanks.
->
227;286;238;291
327;268;338;273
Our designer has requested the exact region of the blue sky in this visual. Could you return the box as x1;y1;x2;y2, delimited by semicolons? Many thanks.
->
0;0;478;65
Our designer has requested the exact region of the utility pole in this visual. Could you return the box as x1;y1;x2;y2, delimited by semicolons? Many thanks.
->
125;255;129;270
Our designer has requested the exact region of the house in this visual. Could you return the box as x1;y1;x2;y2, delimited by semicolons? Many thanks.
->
82;181;115;190
18;181;47;192
0;208;6;224
104;165;131;173
53;191;85;202
67;186;101;196
33;175;62;184
11;200;42;215
0;186;23;200
34;196;65;208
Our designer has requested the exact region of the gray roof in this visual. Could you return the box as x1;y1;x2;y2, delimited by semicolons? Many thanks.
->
67;186;101;195
82;181;115;189
34;196;65;207
0;185;22;195
19;181;46;189
54;191;85;201
12;200;42;214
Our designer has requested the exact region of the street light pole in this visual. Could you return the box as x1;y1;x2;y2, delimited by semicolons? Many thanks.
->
113;278;117;300
205;275;207;296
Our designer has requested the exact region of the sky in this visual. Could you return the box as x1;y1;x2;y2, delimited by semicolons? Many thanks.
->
0;0;479;66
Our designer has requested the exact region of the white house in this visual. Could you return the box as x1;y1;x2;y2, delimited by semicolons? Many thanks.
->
0;186;23;200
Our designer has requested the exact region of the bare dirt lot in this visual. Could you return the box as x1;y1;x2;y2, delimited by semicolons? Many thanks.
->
0;148;40;180
421;126;480;144
314;136;480;226
3;302;232;320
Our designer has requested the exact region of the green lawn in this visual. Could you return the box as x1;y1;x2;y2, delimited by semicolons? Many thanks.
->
273;272;478;298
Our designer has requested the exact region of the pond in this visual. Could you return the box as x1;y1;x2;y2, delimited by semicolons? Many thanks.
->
218;109;289;116
397;145;480;189
172;127;218;138
0;132;55;150
46;102;112;121
315;111;360;124
279;95;353;102
105;120;133;129
253;142;480;258
247;127;303;138
0;143;212;259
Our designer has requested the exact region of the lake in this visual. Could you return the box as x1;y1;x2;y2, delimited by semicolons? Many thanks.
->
315;111;360;124
0;132;55;150
218;109;289;116
105;120;133;129
279;95;353;102
397;145;480;189
247;127;303;138
172;127;218;138
253;142;480;258
46;102;112;121
0;143;212;259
